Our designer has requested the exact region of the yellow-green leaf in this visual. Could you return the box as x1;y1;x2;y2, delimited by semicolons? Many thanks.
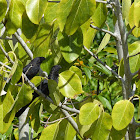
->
92;112;112;140
129;3;140;37
40;123;59;140
112;100;134;130
58;70;83;99
57;0;74;32
122;0;131;21
134;1;140;27
65;0;96;35
26;0;48;24
0;91;14;134
8;0;25;33
96;33;110;54
58;29;83;63
79;102;100;125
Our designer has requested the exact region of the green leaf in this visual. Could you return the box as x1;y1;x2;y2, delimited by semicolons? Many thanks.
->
33;23;53;57
83;67;91;80
26;0;48;24
98;95;112;111
92;3;107;27
30;99;41;133
112;100;134;130
58;70;83;99
122;0;131;21
69;66;83;80
93;63;112;76
10;60;23;85
81;20;97;49
118;59;124;77
48;79;63;105
0;92;14;134
91;112;112;140
64;118;76;140
79;102;100;125
0;0;7;22
65;0;96;35
103;47;117;55
129;41;140;73
40;123;59;140
96;33;110;54
129;3;140;37
22;12;39;39
44;2;58;25
109;126;127;140
134;1;140;27
57;0;74;32
7;0;25;33
4;84;33;122
58;29;83;63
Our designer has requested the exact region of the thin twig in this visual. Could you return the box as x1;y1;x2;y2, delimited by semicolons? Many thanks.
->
129;52;140;58
83;45;124;83
132;70;139;77
90;24;117;38
42;113;76;124
126;25;136;39
0;37;12;40
0;44;14;64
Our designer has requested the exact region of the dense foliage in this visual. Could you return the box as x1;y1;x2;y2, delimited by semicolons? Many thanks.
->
0;0;140;139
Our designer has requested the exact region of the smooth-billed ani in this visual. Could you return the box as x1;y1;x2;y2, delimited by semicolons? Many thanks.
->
18;57;45;83
15;65;61;117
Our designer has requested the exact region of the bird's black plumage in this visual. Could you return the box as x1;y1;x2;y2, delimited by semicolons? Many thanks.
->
18;57;45;83
15;65;61;117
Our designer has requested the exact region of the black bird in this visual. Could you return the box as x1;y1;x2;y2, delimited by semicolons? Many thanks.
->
15;65;61;117
18;57;45;83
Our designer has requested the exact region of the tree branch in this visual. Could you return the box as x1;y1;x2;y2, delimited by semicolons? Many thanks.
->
13;32;33;59
90;24;117;38
83;45;124;83
126;25;136;39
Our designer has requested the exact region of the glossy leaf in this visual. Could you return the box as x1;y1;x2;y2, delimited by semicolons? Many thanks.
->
58;29;83;63
0;0;7;22
57;0;74;32
91;112;112;140
26;0;48;24
112;100;134;130
8;0;25;33
96;33;110;54
65;0;96;35
69;66;83;80
92;3;107;27
79;102;100;125
58;70;83;99
40;123;59;140
44;2;58;25
82;3;107;49
0;91;14;134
